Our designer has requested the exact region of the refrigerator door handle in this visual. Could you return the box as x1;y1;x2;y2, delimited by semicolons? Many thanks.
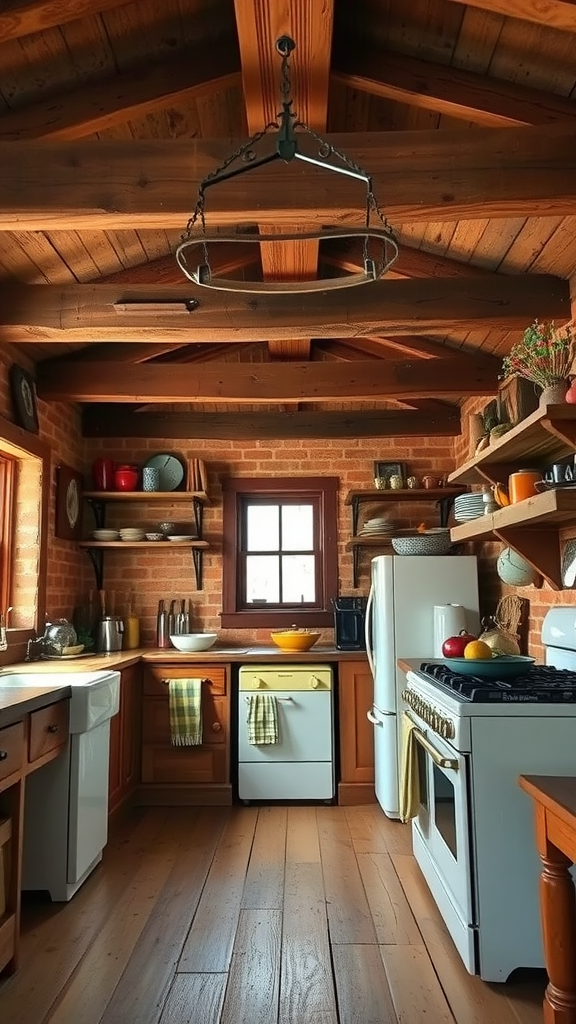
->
368;708;395;725
365;583;375;678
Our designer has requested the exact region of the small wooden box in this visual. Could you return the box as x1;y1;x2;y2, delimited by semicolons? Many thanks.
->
498;377;540;426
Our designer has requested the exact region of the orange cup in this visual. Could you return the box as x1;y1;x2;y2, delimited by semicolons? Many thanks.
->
508;470;542;503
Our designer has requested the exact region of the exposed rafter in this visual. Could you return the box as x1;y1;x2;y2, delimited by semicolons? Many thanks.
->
445;0;576;33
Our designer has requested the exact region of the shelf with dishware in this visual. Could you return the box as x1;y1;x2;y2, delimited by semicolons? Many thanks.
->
344;486;467;586
448;404;576;590
81;491;211;591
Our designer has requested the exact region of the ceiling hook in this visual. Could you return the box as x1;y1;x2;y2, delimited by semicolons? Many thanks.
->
276;36;296;58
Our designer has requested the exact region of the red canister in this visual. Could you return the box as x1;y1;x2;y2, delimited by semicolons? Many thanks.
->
92;458;115;491
114;464;139;491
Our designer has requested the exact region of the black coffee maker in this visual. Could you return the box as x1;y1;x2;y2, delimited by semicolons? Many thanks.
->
332;596;367;651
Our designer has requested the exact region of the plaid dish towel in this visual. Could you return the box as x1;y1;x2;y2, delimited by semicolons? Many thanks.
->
168;678;203;746
246;693;279;745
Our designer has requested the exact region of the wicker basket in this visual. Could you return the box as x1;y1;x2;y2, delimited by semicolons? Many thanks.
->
391;530;452;556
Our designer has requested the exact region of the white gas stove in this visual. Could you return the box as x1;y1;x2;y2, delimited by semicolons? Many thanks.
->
400;607;576;983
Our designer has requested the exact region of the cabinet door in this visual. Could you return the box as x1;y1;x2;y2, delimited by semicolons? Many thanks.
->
338;660;375;785
141;690;228;784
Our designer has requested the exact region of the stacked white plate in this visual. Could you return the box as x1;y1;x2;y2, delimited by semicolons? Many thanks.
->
359;515;396;536
119;527;145;542
453;492;485;522
92;529;120;541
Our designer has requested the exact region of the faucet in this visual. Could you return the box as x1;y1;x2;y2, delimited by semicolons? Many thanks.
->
0;607;12;652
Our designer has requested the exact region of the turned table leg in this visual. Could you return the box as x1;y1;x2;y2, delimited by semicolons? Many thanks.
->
539;847;576;1024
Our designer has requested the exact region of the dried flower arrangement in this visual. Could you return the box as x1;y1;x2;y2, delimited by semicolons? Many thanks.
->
500;320;576;389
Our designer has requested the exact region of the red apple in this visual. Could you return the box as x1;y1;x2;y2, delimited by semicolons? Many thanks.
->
442;630;478;658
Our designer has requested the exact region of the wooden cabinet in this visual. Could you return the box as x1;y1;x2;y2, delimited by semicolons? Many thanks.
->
140;663;231;805
337;659;375;805
344;487;466;585
108;663;141;819
80;490;210;590
448;403;576;589
28;699;68;765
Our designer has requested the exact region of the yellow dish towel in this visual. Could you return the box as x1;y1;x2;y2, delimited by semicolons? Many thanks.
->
399;713;420;823
247;693;279;745
168;678;203;746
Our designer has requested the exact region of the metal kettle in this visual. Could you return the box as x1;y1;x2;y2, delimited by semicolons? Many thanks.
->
96;615;124;653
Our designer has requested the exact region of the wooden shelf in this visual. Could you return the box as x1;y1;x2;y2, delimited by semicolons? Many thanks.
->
79;540;209;549
448;404;576;486
345;536;393;550
83;490;210;504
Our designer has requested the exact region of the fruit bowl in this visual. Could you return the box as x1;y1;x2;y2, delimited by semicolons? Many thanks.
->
169;633;217;652
443;655;535;679
270;628;321;652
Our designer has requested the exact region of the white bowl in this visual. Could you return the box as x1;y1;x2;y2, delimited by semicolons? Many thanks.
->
169;633;217;652
145;532;164;541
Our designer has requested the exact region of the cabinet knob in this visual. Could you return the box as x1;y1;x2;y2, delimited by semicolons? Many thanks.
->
0;750;7;761
211;722;222;732
47;724;59;733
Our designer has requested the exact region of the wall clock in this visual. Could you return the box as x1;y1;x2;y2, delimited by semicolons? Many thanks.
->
9;364;39;433
55;464;83;540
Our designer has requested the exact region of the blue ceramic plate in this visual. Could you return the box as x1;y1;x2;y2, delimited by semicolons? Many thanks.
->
443;655;536;679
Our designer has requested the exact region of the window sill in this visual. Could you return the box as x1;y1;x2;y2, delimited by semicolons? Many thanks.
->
220;610;334;629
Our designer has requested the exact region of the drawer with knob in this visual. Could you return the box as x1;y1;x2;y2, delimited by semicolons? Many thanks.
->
0;721;24;785
28;699;69;763
144;664;227;696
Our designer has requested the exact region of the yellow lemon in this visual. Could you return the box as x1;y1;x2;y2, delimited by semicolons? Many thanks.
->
464;639;493;660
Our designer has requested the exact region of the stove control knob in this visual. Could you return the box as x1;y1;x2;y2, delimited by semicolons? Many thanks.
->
252;677;263;689
310;676;320;689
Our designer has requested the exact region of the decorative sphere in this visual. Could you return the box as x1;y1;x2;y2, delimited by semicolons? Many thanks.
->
496;547;540;587
565;380;576;404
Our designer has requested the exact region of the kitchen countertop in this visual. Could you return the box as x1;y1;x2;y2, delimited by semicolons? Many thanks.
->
0;646;368;727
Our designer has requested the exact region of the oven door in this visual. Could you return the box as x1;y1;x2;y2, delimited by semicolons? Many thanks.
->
408;713;475;928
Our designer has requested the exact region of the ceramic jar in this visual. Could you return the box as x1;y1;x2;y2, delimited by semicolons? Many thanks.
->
508;469;542;503
114;464;139;491
422;475;437;489
92;458;115;491
389;474;403;489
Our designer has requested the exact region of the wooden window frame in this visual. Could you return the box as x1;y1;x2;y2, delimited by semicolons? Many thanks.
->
221;476;339;629
0;414;50;667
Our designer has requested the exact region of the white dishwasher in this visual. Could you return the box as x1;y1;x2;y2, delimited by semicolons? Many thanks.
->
238;664;334;801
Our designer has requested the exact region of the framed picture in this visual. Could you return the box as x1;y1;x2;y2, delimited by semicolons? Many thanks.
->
373;461;406;485
55;464;83;540
9;364;39;433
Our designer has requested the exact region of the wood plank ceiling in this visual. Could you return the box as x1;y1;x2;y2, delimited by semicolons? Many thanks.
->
1;0;576;437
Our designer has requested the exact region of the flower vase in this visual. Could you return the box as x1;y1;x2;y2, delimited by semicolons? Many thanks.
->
539;379;568;409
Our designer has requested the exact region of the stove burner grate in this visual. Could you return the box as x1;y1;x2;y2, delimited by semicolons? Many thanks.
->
419;663;576;702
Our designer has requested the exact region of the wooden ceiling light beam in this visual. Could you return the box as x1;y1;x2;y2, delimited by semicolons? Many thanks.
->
4;125;576;229
233;0;334;361
1;276;567;345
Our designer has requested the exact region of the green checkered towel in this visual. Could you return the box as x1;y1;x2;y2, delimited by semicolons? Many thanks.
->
168;678;203;746
247;693;279;745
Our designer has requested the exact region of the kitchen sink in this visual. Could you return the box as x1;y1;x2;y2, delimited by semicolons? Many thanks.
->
0;671;110;688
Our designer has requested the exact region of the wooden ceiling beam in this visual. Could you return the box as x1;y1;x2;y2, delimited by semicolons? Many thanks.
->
82;405;462;439
38;357;497;403
0;0;133;42
315;337;457;360
445;0;576;33
3;125;576;229
2;276;567;344
100;245;260;285
323;239;491;280
0;44;241;141
332;42;576;128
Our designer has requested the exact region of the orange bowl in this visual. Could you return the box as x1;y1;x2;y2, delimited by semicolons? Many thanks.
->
270;629;321;652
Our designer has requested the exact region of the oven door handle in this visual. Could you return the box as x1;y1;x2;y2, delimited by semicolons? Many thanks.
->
404;711;459;771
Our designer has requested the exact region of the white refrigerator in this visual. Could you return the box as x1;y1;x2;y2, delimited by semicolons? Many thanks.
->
365;554;479;818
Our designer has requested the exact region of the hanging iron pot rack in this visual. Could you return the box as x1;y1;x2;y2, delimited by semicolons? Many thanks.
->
175;35;399;294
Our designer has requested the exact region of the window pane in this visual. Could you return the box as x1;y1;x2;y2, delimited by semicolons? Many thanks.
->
281;504;313;551
246;554;279;603
281;555;316;602
247;505;279;551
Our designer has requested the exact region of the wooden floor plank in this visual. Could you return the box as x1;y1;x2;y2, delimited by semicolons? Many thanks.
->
393;854;545;1024
100;807;228;1024
178;807;258;972
380;944;457;1024
356;852;422;946
280;862;338;1024
241;806;287;910
317;807;378;944
220;909;282;1024
285;806;321;863
0;809;172;1024
158;974;227;1024
332;943;397;1024
345;805;412;855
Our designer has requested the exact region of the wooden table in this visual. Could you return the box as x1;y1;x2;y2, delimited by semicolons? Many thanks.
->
519;775;576;1024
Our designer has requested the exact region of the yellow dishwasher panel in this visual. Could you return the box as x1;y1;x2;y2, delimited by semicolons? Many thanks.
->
238;664;334;802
